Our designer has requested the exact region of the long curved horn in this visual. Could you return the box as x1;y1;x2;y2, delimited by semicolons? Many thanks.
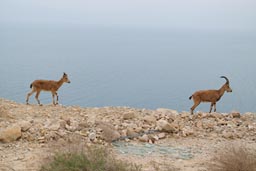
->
220;76;229;84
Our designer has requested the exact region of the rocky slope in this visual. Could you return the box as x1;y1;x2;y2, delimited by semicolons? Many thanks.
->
0;98;256;171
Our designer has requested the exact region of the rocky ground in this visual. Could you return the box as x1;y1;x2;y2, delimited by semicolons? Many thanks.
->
0;98;256;171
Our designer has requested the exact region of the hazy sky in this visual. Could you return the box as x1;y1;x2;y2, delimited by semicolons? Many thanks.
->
1;0;256;30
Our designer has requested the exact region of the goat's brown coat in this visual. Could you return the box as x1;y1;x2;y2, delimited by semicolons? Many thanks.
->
26;73;70;105
189;76;232;114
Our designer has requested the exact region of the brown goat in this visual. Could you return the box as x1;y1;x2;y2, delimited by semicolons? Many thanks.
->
189;76;232;114
26;73;71;105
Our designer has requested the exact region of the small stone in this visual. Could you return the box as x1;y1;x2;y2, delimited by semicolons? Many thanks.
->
248;124;255;130
230;112;241;118
49;123;60;131
88;132;96;141
211;113;224;119
139;134;149;142
143;115;157;124
180;112;190;118
126;127;137;137
157;132;166;139
222;131;234;139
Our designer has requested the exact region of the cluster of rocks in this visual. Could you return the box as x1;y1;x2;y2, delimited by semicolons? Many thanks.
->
0;98;256;145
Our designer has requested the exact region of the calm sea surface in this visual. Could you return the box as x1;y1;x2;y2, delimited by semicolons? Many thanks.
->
1;25;256;113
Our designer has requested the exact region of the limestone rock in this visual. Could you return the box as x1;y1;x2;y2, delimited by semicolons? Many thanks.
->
211;112;224;119
126;127;137;137
143;115;156;124
19;121;32;132
230;112;241;118
157;119;177;133
222;131;234;139
89;132;96;141
157;132;166;139
182;126;194;137
180;112;190;118
156;108;179;116
0;125;22;143
123;112;135;120
96;121;121;142
139;134;149;142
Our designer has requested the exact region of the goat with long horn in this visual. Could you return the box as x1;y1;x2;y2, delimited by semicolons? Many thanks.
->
189;76;232;114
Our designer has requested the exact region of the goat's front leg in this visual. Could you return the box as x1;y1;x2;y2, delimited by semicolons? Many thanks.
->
55;92;59;105
51;92;56;105
35;91;42;106
213;103;217;112
209;102;217;113
209;103;214;113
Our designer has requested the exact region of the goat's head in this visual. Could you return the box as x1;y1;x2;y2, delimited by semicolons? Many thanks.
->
220;76;232;92
63;72;71;83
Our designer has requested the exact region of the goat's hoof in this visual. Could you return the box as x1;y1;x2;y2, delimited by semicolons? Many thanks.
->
39;104;43;106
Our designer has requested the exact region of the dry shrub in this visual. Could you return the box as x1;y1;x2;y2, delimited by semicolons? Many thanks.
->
208;142;256;171
41;144;142;171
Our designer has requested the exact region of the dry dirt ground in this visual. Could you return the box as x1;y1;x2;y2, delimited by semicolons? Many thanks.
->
0;98;256;171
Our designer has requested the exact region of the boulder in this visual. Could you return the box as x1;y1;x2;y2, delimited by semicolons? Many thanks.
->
157;119;177;133
96;121;120;142
0;125;22;143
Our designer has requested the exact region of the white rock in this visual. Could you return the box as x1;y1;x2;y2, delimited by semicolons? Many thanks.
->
89;132;96;141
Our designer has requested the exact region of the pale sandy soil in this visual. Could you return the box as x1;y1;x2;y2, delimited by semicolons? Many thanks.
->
0;98;255;171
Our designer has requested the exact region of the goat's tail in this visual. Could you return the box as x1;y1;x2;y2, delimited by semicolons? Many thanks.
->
189;95;193;100
30;84;33;89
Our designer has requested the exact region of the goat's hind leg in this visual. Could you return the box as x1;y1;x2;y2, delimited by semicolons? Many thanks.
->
35;91;42;106
26;89;36;104
190;101;200;114
51;92;56;105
